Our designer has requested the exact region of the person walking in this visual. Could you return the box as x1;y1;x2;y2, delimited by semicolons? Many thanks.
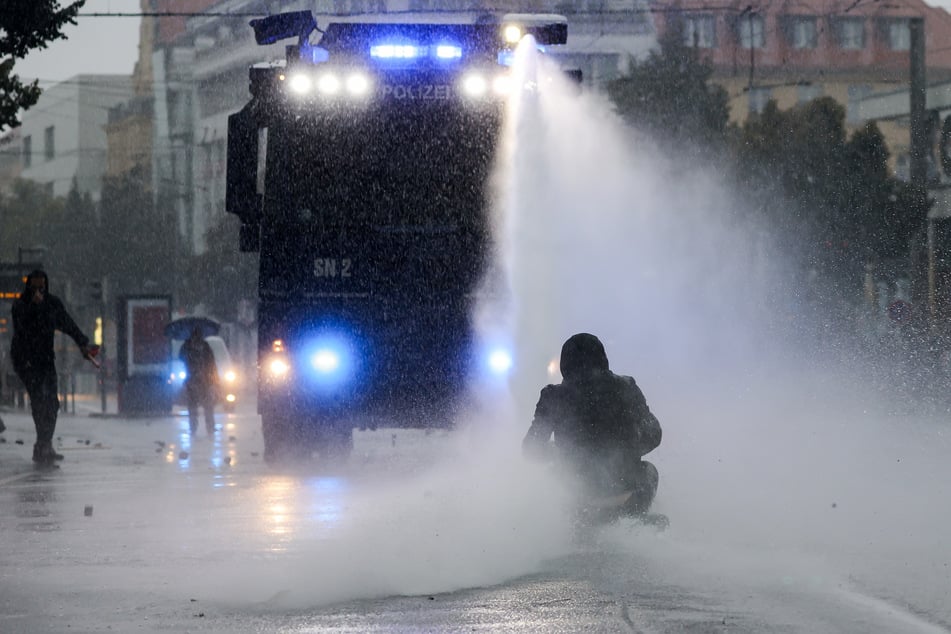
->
10;270;98;467
179;326;219;435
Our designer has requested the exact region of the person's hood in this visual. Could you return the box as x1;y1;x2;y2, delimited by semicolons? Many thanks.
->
19;269;49;301
559;333;609;382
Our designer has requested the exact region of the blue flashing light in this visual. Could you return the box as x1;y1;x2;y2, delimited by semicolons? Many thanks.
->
300;331;359;389
311;349;341;373
487;347;514;376
369;40;463;63
435;44;463;59
371;44;422;59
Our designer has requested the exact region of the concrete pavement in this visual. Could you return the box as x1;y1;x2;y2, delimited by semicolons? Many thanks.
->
1;403;950;633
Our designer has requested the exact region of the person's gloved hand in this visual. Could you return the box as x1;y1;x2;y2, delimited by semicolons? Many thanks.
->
81;345;101;367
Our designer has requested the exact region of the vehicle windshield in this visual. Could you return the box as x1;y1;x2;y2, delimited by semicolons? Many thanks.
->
277;101;500;232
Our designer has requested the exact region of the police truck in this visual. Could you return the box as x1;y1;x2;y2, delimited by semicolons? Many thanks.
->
226;10;570;461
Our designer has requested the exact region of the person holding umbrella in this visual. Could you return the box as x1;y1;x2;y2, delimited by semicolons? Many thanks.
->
179;325;220;435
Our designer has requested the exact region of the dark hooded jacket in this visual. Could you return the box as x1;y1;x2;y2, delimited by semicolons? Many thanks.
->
179;333;218;390
523;333;661;494
10;270;89;374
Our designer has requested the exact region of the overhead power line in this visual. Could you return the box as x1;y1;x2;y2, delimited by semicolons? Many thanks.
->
77;12;266;17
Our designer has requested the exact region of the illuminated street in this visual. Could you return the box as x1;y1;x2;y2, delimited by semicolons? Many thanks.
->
5;2;951;633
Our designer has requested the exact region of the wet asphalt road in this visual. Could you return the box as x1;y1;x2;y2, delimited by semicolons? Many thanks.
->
0;401;948;634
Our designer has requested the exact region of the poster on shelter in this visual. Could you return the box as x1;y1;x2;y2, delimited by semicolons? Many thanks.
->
126;298;170;374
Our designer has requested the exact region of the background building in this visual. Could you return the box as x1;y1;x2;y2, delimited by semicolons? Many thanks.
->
651;0;951;174
8;75;132;200
104;3;158;183
0;129;22;193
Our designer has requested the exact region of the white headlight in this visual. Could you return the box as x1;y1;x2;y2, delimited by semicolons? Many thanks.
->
269;358;290;377
503;25;523;44
462;74;488;97
224;370;237;382
346;72;371;96
289;73;312;94
317;73;341;95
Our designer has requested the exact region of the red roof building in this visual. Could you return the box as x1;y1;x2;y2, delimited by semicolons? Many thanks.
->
651;0;951;172
652;0;951;79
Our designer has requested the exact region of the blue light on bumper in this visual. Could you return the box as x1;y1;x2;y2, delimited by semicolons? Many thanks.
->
487;347;513;376
301;333;359;388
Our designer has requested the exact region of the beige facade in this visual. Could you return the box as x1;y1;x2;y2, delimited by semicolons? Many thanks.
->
105;102;153;180
104;0;157;183
716;76;911;174
652;0;951;173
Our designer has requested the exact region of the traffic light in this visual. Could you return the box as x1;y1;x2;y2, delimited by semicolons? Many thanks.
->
89;279;103;302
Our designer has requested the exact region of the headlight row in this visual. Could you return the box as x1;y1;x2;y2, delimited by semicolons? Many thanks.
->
282;71;372;97
280;69;515;101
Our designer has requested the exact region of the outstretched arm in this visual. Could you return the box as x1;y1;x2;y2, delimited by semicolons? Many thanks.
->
49;296;97;363
50;296;89;350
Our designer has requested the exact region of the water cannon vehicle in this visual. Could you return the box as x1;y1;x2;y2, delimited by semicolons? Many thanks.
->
226;10;575;461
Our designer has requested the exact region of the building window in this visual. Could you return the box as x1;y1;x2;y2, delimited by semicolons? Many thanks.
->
44;126;54;161
789;17;818;49
895;154;910;181
847;84;872;125
683;14;716;48
738;14;765;49
836;18;865;50
748;86;772;114
797;83;822;103
887;19;911;51
22;135;31;168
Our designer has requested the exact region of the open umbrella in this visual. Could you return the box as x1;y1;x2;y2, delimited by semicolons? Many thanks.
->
164;316;220;339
